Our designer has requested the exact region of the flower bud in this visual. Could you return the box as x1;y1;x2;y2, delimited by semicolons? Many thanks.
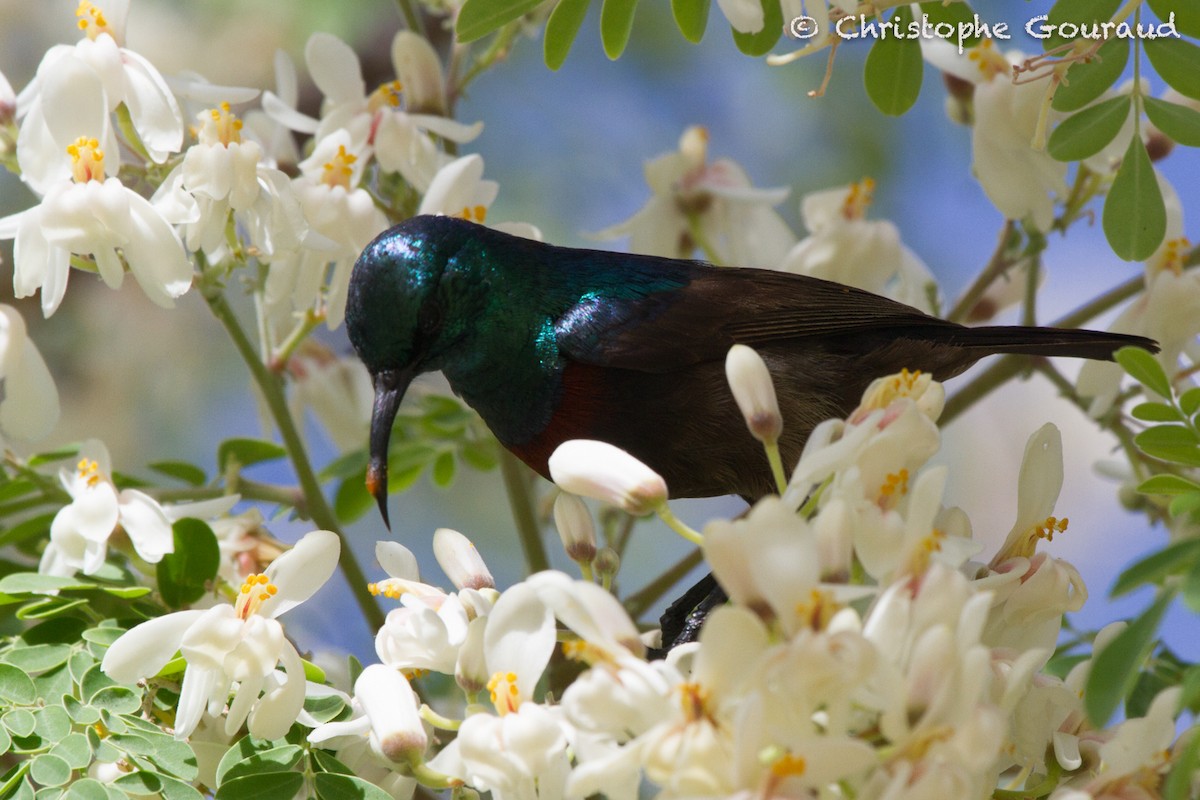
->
725;344;783;443
391;31;445;115
548;440;668;516
455;616;489;695
593;547;620;583
553;493;597;564
432;528;494;591
355;664;428;763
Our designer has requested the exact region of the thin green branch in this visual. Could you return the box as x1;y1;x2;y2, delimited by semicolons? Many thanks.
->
498;449;550;573
947;220;1017;323
202;286;384;631
395;0;421;33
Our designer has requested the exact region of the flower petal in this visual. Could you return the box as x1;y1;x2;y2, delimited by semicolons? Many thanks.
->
101;609;207;684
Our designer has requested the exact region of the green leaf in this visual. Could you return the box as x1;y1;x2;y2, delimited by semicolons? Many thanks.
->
1180;387;1200;417
1105;122;1168;262
1108;537;1200;594
81;664;117;702
1165;716;1200;800
731;0;782;57
22;617;87;646
1183;555;1200;612
29;754;71;787
599;0;638;59
219;744;303;782
148;461;207;486
63;778;118;800
217;438;287;471
388;463;425;494
0;726;9;757
3;644;71;674
214;772;304;800
31;706;70;743
301;694;345;725
671;0;709;43
1041;0;1123;51
1144;95;1200;147
0;513;56;549
459;440;498;471
89;686;141;716
313;773;396;800
0;665;35;704
919;1;981;48
61;696;99;726
27;445;80;468
0;573;92;596
1131;401;1184;422
319;449;367;481
157;775;204;800
48;733;90;770
310;750;353;776
17;597;89;621
1147;0;1200;37
1085;590;1174;725
112;773;162;796
1144;36;1200;101
1052;37;1130;112
1048;95;1131;162
333;476;372;524
863;7;923;116
1137;474;1200;495
456;0;544;43
1117;345;1173;398
156;519;220;609
431;451;456;488
3;709;35;737
544;0;592;70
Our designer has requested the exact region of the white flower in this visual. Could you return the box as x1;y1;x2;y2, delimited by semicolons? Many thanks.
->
41;440;170;577
0;304;60;442
285;341;372;452
102;529;340;740
154;100;306;260
780;179;939;312
418;154;542;240
18;0;182;177
548;439;668;516
596;126;795;268
924;39;1067;230
990;423;1066;566
264;32;481;194
552;493;597;564
0;61;191;317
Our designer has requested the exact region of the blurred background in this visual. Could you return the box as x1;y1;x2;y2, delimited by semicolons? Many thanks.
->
1;0;1196;669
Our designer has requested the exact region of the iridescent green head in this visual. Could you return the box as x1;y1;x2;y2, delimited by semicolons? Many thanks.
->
346;215;482;526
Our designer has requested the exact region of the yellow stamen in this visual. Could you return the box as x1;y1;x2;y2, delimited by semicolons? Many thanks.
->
841;177;875;220
67;137;105;183
1032;515;1069;543
454;205;487;223
1153;237;1190;278
907;528;946;575
487;671;521;715
967;39;1009;81
677;681;713;723
794;588;840;631
234;573;279;619
878;468;909;509
77;458;102;488
368;80;404;113
367;579;407;600
320;144;357;190
207;101;243;147
76;0;115;41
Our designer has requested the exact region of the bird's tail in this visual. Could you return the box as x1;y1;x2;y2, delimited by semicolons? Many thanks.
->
939;325;1158;362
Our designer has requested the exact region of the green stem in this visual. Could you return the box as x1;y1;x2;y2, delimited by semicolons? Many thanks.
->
947;220;1017;323
202;288;384;631
395;0;421;32
152;479;303;509
655;503;704;546
624;546;704;620
498;449;550;573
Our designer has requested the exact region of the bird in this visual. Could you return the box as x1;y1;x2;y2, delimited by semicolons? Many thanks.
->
345;214;1157;645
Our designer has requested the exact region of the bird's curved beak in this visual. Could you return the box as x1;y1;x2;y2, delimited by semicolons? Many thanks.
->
367;367;414;529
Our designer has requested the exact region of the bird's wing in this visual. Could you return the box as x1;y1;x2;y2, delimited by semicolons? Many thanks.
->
555;264;958;372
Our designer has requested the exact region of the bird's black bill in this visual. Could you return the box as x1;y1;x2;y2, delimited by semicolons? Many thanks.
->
367;367;414;530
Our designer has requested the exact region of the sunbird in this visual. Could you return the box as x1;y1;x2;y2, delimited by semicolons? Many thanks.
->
346;215;1155;643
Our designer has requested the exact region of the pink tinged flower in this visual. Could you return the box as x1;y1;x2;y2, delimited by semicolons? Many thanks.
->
552;493;598;564
101;529;340;740
725;344;782;443
286;342;372;452
433;528;495;591
548;439;669;516
0;305;60;442
353;665;428;764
